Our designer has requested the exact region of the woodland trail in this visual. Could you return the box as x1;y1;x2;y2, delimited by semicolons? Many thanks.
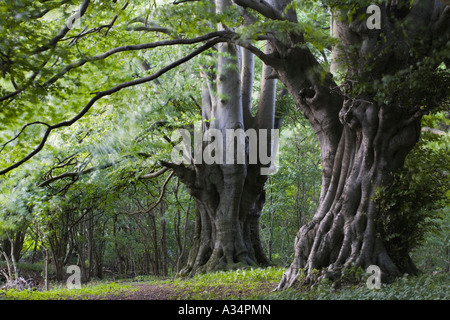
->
100;282;278;300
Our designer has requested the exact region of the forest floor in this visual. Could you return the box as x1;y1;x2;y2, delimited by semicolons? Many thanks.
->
1;266;449;300
87;268;282;300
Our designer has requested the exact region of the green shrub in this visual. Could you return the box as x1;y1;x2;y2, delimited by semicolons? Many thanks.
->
375;123;450;273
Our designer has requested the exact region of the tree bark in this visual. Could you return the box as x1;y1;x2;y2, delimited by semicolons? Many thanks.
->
179;165;274;273
171;153;272;276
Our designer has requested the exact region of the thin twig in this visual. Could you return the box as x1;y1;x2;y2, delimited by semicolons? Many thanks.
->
37;162;114;187
0;122;50;153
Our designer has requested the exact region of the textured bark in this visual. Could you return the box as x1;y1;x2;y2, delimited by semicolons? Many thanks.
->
276;101;422;288
174;162;270;276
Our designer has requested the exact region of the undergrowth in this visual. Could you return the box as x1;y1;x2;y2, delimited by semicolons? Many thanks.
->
0;281;135;300
266;272;450;300
126;267;285;300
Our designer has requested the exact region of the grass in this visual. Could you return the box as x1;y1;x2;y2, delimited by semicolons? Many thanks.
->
1;266;448;300
147;267;286;300
0;281;136;300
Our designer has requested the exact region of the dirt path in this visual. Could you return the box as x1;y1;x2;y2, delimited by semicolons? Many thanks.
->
103;284;180;300
101;282;277;300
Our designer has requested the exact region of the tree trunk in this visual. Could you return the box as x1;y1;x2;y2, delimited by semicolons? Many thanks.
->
44;248;49;291
160;202;169;276
173;161;271;276
167;0;277;276
277;99;422;288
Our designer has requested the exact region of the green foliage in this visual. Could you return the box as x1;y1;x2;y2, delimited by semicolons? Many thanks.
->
411;208;450;272
141;267;286;300
261;105;322;266
375;65;450;109
154;0;242;37
375;114;450;269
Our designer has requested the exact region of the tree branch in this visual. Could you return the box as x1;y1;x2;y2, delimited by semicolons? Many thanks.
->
38;161;170;188
241;47;255;128
34;0;91;54
0;121;50;153
232;0;285;21
0;37;226;176
233;38;273;66
43;31;230;86
173;0;201;5
37;162;114;187
66;0;130;46
0;62;44;102
125;25;173;36
0;0;90;102
256;43;277;130
120;170;175;215
139;167;170;179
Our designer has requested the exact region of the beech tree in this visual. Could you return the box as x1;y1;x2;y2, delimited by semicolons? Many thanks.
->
274;0;450;288
1;0;449;287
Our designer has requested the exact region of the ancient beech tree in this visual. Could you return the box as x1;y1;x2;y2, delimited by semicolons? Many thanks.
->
166;0;280;275
1;0;449;287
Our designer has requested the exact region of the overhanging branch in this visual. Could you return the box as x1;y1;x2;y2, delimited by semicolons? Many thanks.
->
139;167;170;179
0;37;225;176
38;163;172;188
44;31;230;86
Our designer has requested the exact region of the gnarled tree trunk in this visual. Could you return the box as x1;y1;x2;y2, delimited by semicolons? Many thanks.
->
276;99;422;288
173;163;270;276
